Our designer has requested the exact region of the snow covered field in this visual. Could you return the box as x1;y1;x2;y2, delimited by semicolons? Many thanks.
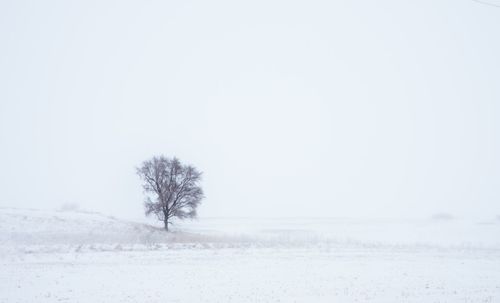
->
1;208;500;302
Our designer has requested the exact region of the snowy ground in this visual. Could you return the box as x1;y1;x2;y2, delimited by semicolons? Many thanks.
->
1;208;500;302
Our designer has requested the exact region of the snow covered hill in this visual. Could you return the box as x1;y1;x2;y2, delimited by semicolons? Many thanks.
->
0;208;245;254
1;208;499;255
0;208;162;253
1;208;500;302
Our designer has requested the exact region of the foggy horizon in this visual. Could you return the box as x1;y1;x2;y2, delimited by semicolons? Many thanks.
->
1;0;499;221
2;1;500;302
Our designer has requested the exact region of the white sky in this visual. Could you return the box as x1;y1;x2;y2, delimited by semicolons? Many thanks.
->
0;0;499;220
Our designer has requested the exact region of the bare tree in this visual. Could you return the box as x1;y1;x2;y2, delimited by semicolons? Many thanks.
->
136;155;204;231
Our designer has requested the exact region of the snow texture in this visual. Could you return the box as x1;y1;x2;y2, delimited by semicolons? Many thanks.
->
1;208;499;302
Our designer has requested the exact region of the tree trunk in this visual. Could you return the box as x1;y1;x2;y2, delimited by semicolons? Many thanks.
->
162;209;169;231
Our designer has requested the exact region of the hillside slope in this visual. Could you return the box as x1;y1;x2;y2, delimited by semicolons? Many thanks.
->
0;208;182;253
1;208;500;255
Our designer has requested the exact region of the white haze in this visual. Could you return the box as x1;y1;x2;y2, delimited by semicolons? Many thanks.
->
0;0;499;220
